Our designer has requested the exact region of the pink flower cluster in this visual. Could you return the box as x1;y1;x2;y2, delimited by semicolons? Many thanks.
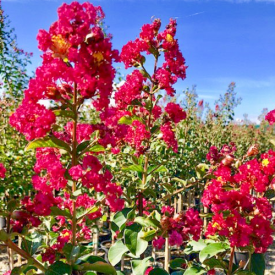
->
9;103;56;141
10;1;119;141
203;145;275;252
165;102;186;124
0;163;6;178
10;209;41;233
69;154;124;212
153;207;202;249
160;122;178;152
265;109;275;125
98;18;187;154
121;19;187;96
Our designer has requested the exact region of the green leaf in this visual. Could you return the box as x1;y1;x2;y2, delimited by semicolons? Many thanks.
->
131;257;153;275
149;268;169;275
141;229;157;242
148;165;168;174
162;183;174;193
170;258;186;270
76;141;90;154
108;240;129;266
124;223;148;256
199;242;230;263
118;115;144;125
87;144;105;153
84;273;96;275
50;206;72;219
184;240;207;255
21;232;42;256
11;267;23;275
74;262;117;275
134;216;160;229
150;125;160;134
264;189;275;199
53;110;75;119
25;136;71;152
112;208;133;229
204;258;226;269
251;253;265;275
78;255;107;264
7;199;18;212
183;266;205;275
45;261;72;275
122;164;143;173
63;243;81;262
118;116;133;125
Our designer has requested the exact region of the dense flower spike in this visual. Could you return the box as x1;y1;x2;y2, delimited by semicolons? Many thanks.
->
11;1;119;140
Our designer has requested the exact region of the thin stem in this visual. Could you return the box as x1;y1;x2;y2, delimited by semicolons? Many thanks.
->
5;239;46;272
228;246;235;275
72;82;78;246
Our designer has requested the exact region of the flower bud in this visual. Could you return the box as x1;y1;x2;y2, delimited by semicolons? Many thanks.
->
246;144;259;157
221;155;234;166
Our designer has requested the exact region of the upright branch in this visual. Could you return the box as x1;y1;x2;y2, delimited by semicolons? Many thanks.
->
71;82;78;246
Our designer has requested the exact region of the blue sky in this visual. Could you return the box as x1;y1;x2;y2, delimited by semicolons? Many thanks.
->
2;0;275;122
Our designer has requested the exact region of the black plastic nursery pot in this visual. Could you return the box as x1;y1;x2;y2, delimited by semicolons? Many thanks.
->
185;253;199;261
98;230;111;243
233;251;249;269
0;217;6;229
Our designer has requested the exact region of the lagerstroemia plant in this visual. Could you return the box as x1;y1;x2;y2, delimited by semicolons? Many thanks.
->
2;1;274;275
0;1;203;274
4;2;124;274
104;13;205;274
179;144;275;275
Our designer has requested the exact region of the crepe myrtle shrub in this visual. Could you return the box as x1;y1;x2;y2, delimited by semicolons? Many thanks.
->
0;1;199;274
167;143;275;275
99;14;206;275
2;2;127;274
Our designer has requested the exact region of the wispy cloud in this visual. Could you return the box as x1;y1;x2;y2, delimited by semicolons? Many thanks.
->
185;11;205;17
